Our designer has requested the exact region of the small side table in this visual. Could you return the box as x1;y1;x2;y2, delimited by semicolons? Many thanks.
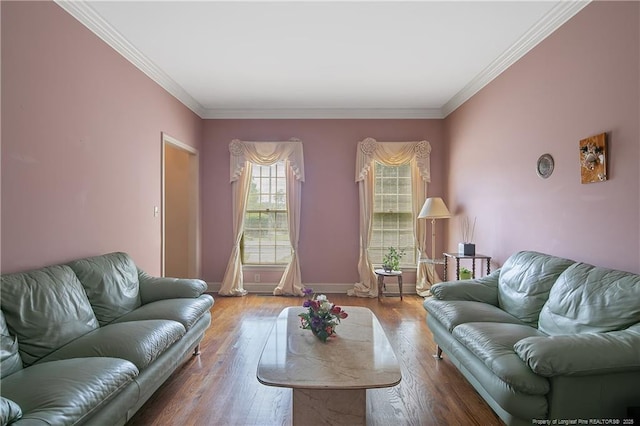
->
374;269;403;301
443;253;492;281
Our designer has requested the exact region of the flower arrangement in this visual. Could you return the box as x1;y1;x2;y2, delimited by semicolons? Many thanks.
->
299;288;348;342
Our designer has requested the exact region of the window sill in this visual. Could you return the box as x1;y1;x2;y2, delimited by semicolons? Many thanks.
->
243;264;288;270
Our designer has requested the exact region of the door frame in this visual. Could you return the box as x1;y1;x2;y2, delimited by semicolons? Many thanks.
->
161;132;200;278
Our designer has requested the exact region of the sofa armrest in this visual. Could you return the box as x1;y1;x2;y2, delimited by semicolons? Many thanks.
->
514;325;640;377
430;269;500;305
138;270;208;304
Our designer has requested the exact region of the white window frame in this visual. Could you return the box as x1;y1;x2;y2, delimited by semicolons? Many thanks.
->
242;161;292;265
370;161;416;268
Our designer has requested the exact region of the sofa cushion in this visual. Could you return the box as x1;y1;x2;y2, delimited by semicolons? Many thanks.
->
0;311;22;379
514;329;640;377
113;295;214;331
1;358;138;425
0;265;99;366
68;252;142;326
424;299;525;333
497;251;574;328
39;319;186;370
539;262;640;335
452;322;550;395
138;271;209;304
0;397;22;425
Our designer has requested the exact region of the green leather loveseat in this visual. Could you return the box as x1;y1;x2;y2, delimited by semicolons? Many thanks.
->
424;251;640;425
0;252;214;425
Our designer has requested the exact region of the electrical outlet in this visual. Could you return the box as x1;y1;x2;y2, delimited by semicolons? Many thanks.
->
254;274;261;282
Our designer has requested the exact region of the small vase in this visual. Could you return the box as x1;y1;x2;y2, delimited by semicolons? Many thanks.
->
311;325;334;342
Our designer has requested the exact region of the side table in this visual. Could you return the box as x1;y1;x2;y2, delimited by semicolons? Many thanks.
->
374;269;403;301
443;253;491;281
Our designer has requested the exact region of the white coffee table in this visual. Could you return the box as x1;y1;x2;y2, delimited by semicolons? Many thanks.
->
257;306;401;425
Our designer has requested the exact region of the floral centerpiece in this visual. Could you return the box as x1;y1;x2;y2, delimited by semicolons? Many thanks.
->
299;288;348;342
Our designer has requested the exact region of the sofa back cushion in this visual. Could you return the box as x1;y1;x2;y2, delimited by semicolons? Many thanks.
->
0;310;23;378
498;251;575;327
538;263;640;335
67;252;141;326
0;265;99;366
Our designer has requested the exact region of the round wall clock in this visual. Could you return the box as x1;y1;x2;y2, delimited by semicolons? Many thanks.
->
536;154;554;179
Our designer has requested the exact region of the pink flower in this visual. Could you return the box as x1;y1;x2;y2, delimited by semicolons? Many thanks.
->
331;306;348;319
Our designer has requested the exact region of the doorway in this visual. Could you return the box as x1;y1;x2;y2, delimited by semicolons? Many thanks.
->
162;133;200;278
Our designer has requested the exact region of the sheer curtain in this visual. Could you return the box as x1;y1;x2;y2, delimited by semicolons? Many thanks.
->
219;139;305;297
348;137;436;298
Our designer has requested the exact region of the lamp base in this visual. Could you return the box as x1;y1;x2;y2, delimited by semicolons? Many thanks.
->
458;243;475;256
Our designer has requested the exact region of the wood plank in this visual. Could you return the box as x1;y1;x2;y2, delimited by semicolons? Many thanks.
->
126;294;504;425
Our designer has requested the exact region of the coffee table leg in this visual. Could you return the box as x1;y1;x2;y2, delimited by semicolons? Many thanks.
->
377;274;384;301
293;388;365;425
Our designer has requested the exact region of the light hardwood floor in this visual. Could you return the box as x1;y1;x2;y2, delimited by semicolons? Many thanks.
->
127;293;503;426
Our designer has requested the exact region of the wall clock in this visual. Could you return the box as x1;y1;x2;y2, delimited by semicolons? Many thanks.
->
536;154;554;179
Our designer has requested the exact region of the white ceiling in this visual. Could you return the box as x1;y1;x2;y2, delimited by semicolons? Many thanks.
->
57;1;589;119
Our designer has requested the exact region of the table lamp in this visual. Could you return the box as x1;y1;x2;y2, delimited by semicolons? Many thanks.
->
418;197;451;262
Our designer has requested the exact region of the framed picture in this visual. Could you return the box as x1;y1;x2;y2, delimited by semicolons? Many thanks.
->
579;132;607;183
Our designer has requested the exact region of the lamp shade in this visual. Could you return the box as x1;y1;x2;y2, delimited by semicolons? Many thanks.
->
418;197;451;219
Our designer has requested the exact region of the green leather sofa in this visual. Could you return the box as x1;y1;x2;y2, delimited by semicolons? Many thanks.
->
424;251;640;425
0;252;214;425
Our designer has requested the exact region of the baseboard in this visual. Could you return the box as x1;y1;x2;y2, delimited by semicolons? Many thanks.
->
206;282;417;296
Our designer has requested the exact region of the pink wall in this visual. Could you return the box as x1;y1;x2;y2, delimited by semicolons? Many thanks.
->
201;120;446;285
3;1;637;282
444;1;640;273
1;1;202;274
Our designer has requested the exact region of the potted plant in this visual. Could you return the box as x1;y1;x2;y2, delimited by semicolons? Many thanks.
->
459;267;472;280
382;247;405;272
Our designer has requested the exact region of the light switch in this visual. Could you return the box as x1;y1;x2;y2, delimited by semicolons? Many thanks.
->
154;206;159;217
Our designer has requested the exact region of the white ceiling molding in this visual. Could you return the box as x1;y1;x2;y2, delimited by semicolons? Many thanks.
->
442;0;591;118
203;108;444;120
56;0;589;120
54;0;206;118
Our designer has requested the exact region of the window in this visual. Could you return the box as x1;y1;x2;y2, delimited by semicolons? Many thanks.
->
370;162;416;267
242;161;292;264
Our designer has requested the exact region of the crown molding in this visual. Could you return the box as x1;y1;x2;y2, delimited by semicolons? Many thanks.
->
54;0;206;118
56;0;590;121
202;107;444;120
441;0;591;118
51;0;443;120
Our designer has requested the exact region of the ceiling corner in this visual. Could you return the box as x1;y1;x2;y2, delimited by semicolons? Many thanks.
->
54;0;206;118
441;0;591;118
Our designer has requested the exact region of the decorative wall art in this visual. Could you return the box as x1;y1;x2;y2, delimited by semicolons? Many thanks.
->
579;132;607;183
536;153;554;179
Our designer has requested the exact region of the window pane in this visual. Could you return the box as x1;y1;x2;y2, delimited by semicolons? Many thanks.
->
243;162;292;265
371;162;416;266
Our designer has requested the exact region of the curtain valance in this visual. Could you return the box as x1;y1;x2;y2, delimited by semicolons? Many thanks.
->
355;137;431;182
229;138;305;182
